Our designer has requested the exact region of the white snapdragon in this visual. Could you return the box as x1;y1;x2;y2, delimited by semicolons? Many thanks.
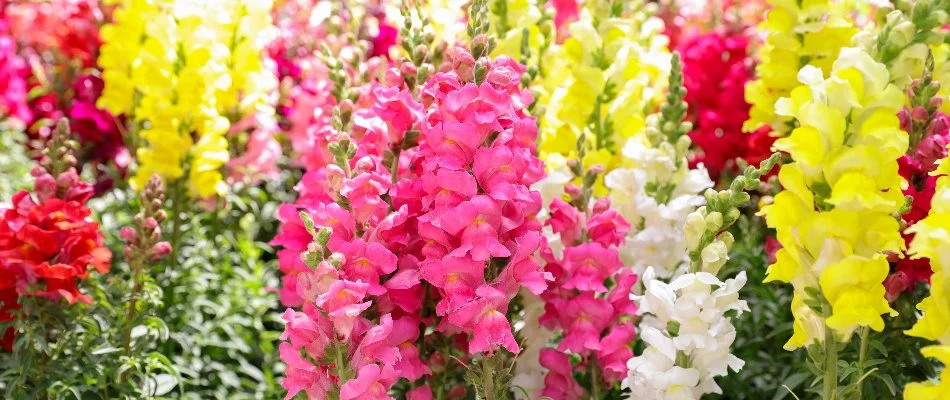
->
606;136;712;279
624;267;748;399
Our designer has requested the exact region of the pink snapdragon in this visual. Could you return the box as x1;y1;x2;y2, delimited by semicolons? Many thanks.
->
534;181;638;395
412;44;551;356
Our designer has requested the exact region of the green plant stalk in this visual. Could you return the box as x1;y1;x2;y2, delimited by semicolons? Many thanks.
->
856;327;870;398
169;178;184;271
823;327;838;400
590;360;601;400
482;356;496;400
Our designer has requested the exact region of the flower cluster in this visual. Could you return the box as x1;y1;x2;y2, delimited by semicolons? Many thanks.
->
0;121;111;351
678;30;776;181
887;58;950;300
763;47;906;349
97;0;277;197
626;267;748;398
605;56;712;280
618;56;776;399
535;1;672;194
0;19;30;125
903;147;950;399
530;188;637;399
744;0;858;135
413;45;549;356
2;0;104;67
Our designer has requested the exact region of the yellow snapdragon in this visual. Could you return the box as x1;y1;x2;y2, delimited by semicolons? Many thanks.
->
903;151;950;399
762;47;906;349
528;2;670;195
98;0;276;198
744;0;859;135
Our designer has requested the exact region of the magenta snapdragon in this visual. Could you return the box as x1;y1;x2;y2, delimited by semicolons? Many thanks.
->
537;195;637;399
412;44;550;356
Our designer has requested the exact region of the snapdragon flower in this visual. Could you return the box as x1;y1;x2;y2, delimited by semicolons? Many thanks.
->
743;0;859;135
98;0;277;198
903;146;950;399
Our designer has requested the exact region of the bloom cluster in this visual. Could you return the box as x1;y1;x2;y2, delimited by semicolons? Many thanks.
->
0;19;30;125
274;10;551;390
886;58;950;300
530;180;637;399
605;57;711;280
535;1;672;194
903;146;950;399
97;0;277;197
0;121;111;350
678;30;775;181
2;0;103;67
744;0;858;135
763;47;906;349
618;56;776;399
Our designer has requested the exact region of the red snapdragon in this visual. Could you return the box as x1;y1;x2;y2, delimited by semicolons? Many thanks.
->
0;122;111;351
678;31;776;181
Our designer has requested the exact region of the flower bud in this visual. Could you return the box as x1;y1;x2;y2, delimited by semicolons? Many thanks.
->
355;156;375;174
564;183;582;198
412;44;428;65
929;96;944;111
120;226;138;243
471;34;488;58
452;46;476;82
912;106;929;122
144;217;158;230
898;108;912;133
34;173;57;202
326;165;346;193
399;62;418;78
151;241;173;259
592;197;611;214
684;211;706;251
701;240;729;274
328;252;345;268
884;271;911;303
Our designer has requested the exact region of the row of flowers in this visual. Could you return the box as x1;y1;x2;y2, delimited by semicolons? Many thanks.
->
0;0;948;399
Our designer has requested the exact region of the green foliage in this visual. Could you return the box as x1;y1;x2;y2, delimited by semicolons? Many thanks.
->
153;175;292;399
0;127;34;200
0;189;176;400
708;213;806;400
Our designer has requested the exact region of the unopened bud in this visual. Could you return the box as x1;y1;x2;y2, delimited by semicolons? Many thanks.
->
898;108;912;132
564;183;582;197
471;34;488;58
144;217;158;230
328;252;345;268
412;44;428;65
452;45;476;82
399;62;418;78
930;96;944;110
151;241;173;259
120;226;138;243
592;197;611;214
355;156;375;174
326;165;346;193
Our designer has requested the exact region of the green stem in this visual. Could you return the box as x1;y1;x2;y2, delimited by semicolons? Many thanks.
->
590;360;601;400
169;178;184;271
482;356;496;400
856;327;870;398
823;327;838;400
390;147;401;184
